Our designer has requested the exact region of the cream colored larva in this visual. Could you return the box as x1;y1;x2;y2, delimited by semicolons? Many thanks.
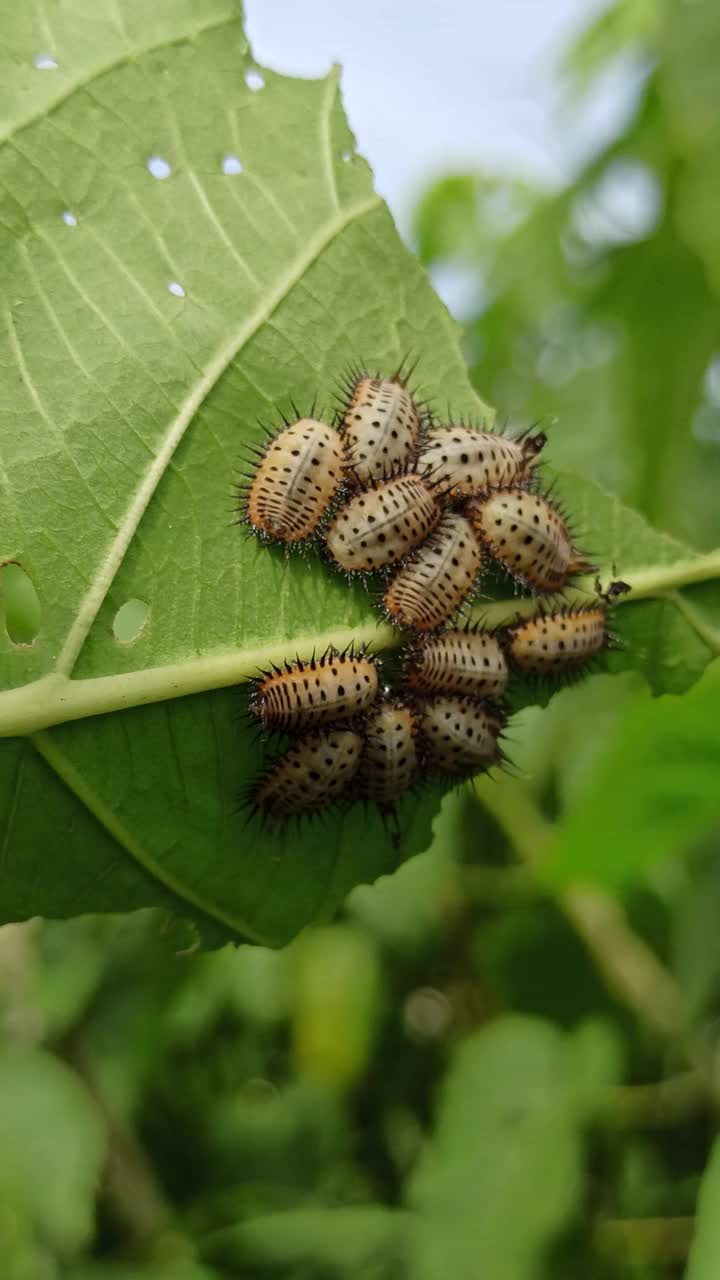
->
420;696;504;776
384;512;482;631
468;488;594;592
404;624;508;699
252;728;363;819
251;647;380;733
325;474;440;572
360;700;418;809
243;417;343;543
340;370;422;484
417;426;545;496
507;605;610;676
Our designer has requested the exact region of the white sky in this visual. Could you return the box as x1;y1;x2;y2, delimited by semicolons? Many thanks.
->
244;0;640;236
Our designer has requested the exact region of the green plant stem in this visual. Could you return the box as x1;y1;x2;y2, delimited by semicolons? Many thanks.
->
474;776;682;1037
1;548;718;737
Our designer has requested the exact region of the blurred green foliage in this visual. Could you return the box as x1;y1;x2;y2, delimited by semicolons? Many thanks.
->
2;2;720;1277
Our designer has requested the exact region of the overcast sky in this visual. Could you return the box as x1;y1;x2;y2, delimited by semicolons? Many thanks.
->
244;0;638;237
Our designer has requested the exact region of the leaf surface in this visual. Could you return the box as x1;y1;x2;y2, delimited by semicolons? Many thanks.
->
0;2;718;943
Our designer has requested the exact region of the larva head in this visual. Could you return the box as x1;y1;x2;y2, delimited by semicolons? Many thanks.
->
360;699;418;810
383;512;482;632
242;417;343;544
419;695;504;777
468;487;595;592
404;623;509;699
325;473;440;573
416;426;543;498
506;606;610;677
251;646;381;734
339;370;423;486
252;728;364;821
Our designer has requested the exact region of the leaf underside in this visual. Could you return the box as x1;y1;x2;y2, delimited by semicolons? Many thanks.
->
0;1;718;945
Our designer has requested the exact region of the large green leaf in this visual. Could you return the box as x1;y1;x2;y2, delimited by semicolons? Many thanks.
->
0;2;718;946
686;1136;720;1279
405;1015;619;1280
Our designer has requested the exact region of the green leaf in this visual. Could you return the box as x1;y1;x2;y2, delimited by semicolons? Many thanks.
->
543;658;720;889
0;3;718;947
406;1015;618;1280
686;1136;720;1279
0;1044;105;1254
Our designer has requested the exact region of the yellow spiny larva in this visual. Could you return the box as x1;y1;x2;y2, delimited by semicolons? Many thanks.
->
243;417;343;543
340;370;422;484
360;700;418;809
468;487;594;592
383;512;482;632
325;473;440;572
416;425;545;497
252;728;364;819
419;696;504;777
404;623;509;699
251;647;380;733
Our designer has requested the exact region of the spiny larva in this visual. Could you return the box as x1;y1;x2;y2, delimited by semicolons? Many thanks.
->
506;580;630;677
360;699;418;810
420;696;504;776
252;728;363;820
250;646;380;733
241;416;342;544
325;472;440;572
339;364;423;485
468;487;594;592
383;512;482;631
404;623;509;699
416;425;545;497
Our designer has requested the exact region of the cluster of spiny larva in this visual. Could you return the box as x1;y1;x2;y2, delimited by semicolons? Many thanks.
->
246;587;625;824
237;364;596;629
237;364;630;827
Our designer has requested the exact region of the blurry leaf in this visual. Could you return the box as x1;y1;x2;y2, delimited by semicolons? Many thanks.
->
291;925;382;1089
406;1016;618;1280
203;1205;406;1276
67;1267;219;1280
686;1136;720;1279
672;841;720;1026
414;176;478;262
544;659;720;889
0;1045;105;1254
562;0;659;96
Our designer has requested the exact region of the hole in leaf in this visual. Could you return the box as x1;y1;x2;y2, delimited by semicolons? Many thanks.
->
222;153;243;176
33;53;58;70
147;155;171;180
112;599;150;643
167;281;185;298
1;563;42;645
342;150;352;163
62;211;77;227
245;69;264;91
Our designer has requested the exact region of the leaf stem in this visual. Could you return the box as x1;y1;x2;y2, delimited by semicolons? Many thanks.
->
473;775;682;1037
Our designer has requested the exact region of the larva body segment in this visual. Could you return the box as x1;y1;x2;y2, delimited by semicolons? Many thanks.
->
360;700;418;809
384;512;482;632
244;418;343;543
507;605;610;676
417;427;544;497
468;488;594;592
325;474;440;572
405;624;508;699
251;648;380;733
341;374;422;484
253;728;363;819
420;696;504;776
